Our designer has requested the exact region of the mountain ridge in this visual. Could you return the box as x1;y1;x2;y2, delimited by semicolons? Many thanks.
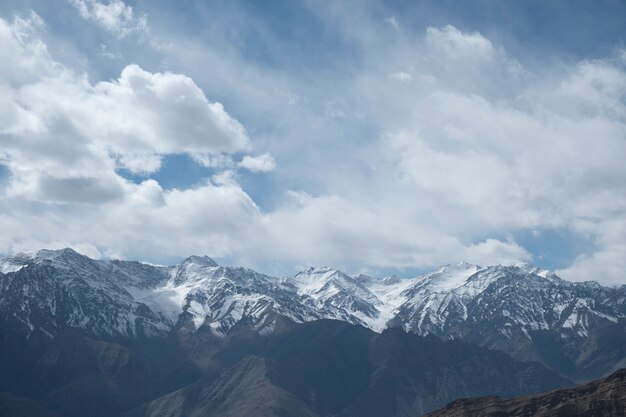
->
1;248;625;381
424;368;626;417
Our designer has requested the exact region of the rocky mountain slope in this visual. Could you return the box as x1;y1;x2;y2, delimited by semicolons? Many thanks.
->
0;317;569;417
386;262;626;381
424;368;626;417
1;248;625;382
0;249;328;339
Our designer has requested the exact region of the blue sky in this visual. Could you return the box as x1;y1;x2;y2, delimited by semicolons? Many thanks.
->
1;0;626;284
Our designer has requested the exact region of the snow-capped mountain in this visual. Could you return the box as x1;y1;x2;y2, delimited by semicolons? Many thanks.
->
0;249;369;338
1;249;625;379
290;266;385;328
392;262;625;340
289;262;626;349
384;262;626;380
0;249;172;337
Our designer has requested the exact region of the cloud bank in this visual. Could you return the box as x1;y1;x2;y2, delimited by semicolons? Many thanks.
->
1;4;626;285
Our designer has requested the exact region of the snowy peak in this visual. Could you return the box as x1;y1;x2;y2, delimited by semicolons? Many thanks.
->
409;262;560;299
393;262;624;354
181;255;219;267
0;253;30;273
514;262;559;280
291;266;385;326
2;250;625;384
171;255;220;286
36;247;81;258
411;262;484;293
1;248;105;277
294;266;351;293
1;248;624;363
292;266;379;302
382;275;400;285
31;248;87;263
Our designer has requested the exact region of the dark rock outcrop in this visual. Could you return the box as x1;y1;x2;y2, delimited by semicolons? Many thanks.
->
424;368;626;417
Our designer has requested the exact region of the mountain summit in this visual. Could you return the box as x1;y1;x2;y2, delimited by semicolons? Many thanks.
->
1;249;625;380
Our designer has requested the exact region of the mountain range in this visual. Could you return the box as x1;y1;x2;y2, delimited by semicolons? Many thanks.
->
2;249;625;379
1;248;625;416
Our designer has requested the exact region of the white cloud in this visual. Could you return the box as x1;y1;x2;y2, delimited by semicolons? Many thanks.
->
211;170;238;186
391;63;626;227
192;153;235;169
462;239;532;266
2;9;626;285
371;33;626;283
70;0;147;37
239;153;276;173
99;64;251;169
425;25;494;61
0;13;251;206
0;12;267;263
556;218;626;286
0;180;263;261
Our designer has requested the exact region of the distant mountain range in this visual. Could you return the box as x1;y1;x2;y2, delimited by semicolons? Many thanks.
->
1;248;625;416
2;249;625;380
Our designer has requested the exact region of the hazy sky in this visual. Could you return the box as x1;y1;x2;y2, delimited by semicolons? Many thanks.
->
1;0;626;284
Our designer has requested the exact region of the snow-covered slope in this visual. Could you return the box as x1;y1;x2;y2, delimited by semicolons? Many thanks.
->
1;249;624;358
290;267;386;329
391;262;625;342
0;249;368;338
383;262;626;378
0;249;173;337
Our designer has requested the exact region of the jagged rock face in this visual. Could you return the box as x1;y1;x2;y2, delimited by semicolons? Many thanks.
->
0;249;172;338
389;263;626;380
290;267;384;326
393;263;624;339
424;368;626;417
1;249;625;380
0;250;372;339
1;249;625;417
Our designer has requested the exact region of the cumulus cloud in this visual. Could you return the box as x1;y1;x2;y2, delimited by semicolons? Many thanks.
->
462;239;532;267
556;218;626;286
0;12;265;263
69;0;147;37
0;12;250;206
239;153;276;172
0;180;263;261
100;64;251;170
